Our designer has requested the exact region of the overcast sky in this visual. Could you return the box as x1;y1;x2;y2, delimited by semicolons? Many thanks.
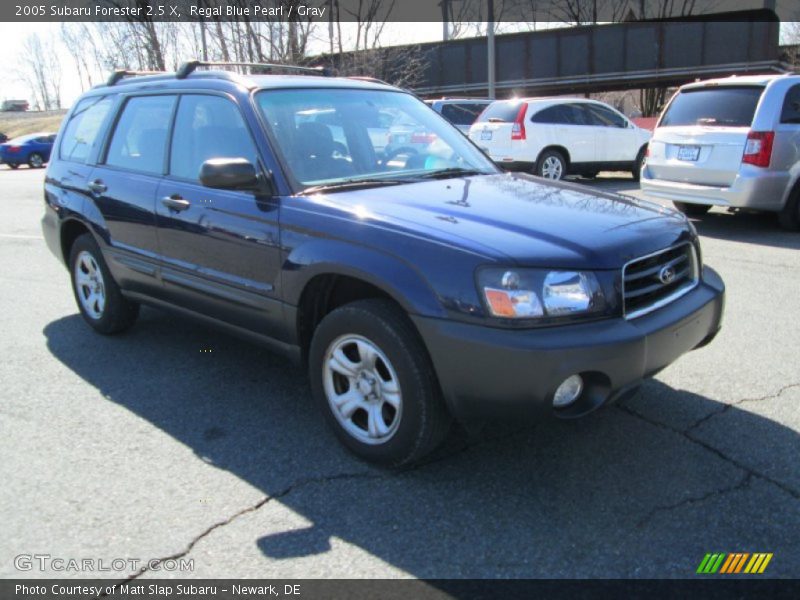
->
1;15;798;108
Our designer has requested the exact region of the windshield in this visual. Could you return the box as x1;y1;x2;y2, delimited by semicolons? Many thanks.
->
255;88;498;191
660;86;764;128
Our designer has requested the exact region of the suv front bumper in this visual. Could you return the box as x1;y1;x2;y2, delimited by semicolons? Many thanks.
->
412;267;724;424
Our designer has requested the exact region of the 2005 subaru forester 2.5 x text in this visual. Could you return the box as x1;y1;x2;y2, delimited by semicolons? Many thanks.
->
42;61;725;466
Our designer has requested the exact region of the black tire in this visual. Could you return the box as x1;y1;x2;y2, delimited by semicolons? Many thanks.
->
582;171;599;179
28;153;44;168
631;147;646;182
68;233;139;334
7;163;19;170
673;201;711;217
778;187;800;231
535;149;567;180
309;299;451;467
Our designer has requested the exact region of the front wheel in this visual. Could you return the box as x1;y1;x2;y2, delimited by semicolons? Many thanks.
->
28;153;44;168
673;201;711;217
309;299;451;466
536;149;567;180
69;233;139;334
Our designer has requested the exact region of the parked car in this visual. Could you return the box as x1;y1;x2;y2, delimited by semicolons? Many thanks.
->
0;132;8;144
426;98;494;133
0;132;56;169
469;97;651;180
640;74;800;230
42;63;724;466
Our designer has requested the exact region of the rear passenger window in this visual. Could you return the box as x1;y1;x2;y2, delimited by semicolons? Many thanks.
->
440;103;487;126
105;95;176;175
170;95;258;181
586;104;627;128
59;97;113;163
780;85;800;124
531;105;570;124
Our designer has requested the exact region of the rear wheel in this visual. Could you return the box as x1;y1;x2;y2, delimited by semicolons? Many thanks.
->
309;299;451;466
673;201;711;217
778;187;800;231
28;153;44;168
69;234;139;334
7;163;19;170
536;149;567;180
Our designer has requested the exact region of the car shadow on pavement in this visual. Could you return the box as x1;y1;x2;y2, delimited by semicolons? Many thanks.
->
690;210;800;250
43;310;800;578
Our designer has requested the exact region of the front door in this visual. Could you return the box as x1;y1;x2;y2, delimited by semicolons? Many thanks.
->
155;93;283;338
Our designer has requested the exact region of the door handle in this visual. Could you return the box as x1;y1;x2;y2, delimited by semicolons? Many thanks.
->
87;179;107;194
161;194;191;212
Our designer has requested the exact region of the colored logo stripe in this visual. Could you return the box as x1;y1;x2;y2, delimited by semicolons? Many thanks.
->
697;552;773;574
744;553;773;574
697;553;725;574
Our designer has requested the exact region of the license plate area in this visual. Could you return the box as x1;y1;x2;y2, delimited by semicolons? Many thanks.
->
677;145;700;161
481;129;493;141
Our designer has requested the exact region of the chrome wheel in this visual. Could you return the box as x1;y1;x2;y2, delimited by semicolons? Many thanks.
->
541;155;564;179
74;250;106;320
322;334;402;445
29;153;43;168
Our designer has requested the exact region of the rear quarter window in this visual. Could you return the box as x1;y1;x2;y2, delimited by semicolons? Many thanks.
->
659;86;763;128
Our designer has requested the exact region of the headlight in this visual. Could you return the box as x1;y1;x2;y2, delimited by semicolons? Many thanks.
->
478;268;608;321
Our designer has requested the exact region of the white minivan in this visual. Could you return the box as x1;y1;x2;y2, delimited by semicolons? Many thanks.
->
640;74;800;230
468;98;651;180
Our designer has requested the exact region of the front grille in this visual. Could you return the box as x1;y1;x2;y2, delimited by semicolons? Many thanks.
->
623;243;698;319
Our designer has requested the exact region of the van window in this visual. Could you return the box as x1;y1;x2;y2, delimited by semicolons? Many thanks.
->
780;84;800;124
169;95;258;181
105;95;176;175
440;103;488;126
59;97;113;163
474;101;526;123
660;86;763;128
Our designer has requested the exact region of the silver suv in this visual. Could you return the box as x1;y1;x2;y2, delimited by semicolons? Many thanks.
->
640;74;800;230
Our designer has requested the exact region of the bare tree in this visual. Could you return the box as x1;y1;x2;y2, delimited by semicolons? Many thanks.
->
15;33;62;110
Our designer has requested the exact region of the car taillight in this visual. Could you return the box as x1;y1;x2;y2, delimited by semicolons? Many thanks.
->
7;146;20;153
511;103;527;140
742;131;774;168
411;132;437;144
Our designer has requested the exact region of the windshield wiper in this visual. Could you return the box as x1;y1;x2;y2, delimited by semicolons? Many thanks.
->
413;168;490;180
301;178;408;195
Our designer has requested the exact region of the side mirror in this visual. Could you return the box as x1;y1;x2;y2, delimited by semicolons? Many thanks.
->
199;158;259;191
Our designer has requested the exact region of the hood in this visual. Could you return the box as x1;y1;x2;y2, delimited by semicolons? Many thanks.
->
308;173;693;270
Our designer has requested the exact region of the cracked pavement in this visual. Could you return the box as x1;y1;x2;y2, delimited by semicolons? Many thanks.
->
2;169;798;579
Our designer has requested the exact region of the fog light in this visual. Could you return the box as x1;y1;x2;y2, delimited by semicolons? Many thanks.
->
553;375;583;408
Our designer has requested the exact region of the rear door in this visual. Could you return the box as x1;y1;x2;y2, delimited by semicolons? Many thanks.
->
584;103;638;163
88;94;176;295
154;93;283;336
647;85;764;186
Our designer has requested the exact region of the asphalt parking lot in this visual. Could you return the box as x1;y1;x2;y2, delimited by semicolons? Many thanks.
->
2;167;798;580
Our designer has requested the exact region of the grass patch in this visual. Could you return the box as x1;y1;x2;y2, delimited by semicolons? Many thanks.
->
0;111;66;139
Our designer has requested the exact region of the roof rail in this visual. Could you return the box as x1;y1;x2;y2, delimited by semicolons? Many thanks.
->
106;69;166;86
347;76;388;85
176;60;332;79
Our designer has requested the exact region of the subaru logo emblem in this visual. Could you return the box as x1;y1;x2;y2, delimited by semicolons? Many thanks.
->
659;266;676;285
